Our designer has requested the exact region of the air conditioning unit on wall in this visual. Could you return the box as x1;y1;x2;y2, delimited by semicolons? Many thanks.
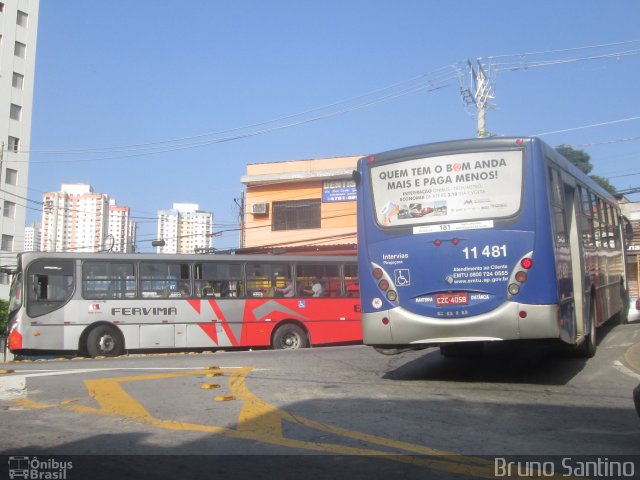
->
250;203;269;215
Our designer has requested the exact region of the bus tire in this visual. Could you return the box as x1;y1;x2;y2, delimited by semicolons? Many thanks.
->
86;325;124;358
618;284;629;325
272;324;308;350
577;307;596;358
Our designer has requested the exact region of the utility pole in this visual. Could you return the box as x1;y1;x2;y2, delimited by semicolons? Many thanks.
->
460;60;495;137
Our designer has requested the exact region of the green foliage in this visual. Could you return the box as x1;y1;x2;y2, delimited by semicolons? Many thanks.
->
0;299;8;334
589;175;618;195
555;144;593;174
555;145;617;195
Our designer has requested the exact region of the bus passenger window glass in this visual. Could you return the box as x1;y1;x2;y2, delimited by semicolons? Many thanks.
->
246;263;290;298
549;168;567;245
140;262;190;298
369;150;523;228
607;205;618;248
8;272;23;313
579;187;595;247
593;197;603;247
296;264;339;297
83;262;136;299
601;203;612;249
195;262;243;298
343;264;359;297
611;206;620;248
26;260;75;317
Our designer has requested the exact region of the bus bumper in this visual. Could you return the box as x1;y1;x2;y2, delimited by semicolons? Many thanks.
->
362;302;560;346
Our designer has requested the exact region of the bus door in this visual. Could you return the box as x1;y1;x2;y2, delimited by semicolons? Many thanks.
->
556;171;587;343
551;167;582;343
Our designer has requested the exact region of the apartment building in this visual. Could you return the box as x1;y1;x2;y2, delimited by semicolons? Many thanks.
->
23;221;40;251
41;184;135;253
240;155;360;255
108;199;136;253
157;203;213;254
0;0;39;295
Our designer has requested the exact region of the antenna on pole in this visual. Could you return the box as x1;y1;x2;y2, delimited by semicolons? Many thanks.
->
460;59;496;137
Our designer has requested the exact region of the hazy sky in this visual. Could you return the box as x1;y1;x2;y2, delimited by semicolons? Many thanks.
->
27;0;640;251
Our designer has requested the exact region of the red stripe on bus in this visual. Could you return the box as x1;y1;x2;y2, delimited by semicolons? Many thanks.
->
187;299;201;314
197;323;218;345
207;299;239;347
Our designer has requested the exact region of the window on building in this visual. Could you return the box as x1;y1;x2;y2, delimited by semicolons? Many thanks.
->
3;200;16;218
1;234;14;251
272;199;321;231
14;41;26;58
16;10;28;27
5;168;18;185
10;104;21;121
8;136;19;152
12;72;24;90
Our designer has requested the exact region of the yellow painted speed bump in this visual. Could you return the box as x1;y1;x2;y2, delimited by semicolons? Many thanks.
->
201;383;220;390
206;372;223;377
205;365;220;370
0;369;14;374
214;395;235;402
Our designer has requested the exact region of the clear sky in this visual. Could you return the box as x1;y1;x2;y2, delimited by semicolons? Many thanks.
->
28;0;640;251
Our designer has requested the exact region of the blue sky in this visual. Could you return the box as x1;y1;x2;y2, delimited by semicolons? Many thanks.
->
28;1;640;251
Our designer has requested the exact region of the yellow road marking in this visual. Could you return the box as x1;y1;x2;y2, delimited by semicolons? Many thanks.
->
10;366;572;479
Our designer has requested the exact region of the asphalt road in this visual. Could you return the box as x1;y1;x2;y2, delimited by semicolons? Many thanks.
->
1;320;639;479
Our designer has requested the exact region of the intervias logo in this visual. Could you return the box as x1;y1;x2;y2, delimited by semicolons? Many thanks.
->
8;456;73;480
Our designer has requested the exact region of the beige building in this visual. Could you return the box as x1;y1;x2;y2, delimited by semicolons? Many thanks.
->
0;0;39;295
240;155;360;255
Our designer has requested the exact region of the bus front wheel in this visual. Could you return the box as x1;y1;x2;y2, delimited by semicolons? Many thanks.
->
86;325;124;358
272;324;308;350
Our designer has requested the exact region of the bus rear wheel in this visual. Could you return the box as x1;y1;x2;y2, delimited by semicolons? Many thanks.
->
576;307;596;358
272;324;308;350
86;325;124;358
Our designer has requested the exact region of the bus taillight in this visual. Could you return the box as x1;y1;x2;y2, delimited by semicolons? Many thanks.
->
521;258;533;269
372;267;383;279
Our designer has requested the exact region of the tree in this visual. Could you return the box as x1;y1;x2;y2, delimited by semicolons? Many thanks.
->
0;299;8;334
554;145;617;195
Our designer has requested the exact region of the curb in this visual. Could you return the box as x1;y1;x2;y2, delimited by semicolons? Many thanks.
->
624;341;640;374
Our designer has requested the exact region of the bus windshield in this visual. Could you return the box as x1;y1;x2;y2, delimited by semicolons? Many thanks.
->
370;150;523;228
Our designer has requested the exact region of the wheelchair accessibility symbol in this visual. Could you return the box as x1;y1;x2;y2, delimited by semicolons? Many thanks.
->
394;269;411;287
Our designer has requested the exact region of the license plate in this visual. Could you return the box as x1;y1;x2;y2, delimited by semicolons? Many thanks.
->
435;292;469;306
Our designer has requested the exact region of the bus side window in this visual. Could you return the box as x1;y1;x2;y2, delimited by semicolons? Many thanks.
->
27;260;75;317
343;264;359;297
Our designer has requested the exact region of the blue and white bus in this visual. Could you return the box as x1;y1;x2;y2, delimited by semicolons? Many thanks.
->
354;137;630;358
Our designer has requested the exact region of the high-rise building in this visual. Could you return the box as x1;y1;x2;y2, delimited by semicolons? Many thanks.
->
157;203;213;254
0;0;40;295
108;199;136;253
41;184;136;253
24;221;41;251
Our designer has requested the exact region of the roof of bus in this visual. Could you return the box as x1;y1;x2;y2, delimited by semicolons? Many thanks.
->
360;136;618;205
16;252;357;263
